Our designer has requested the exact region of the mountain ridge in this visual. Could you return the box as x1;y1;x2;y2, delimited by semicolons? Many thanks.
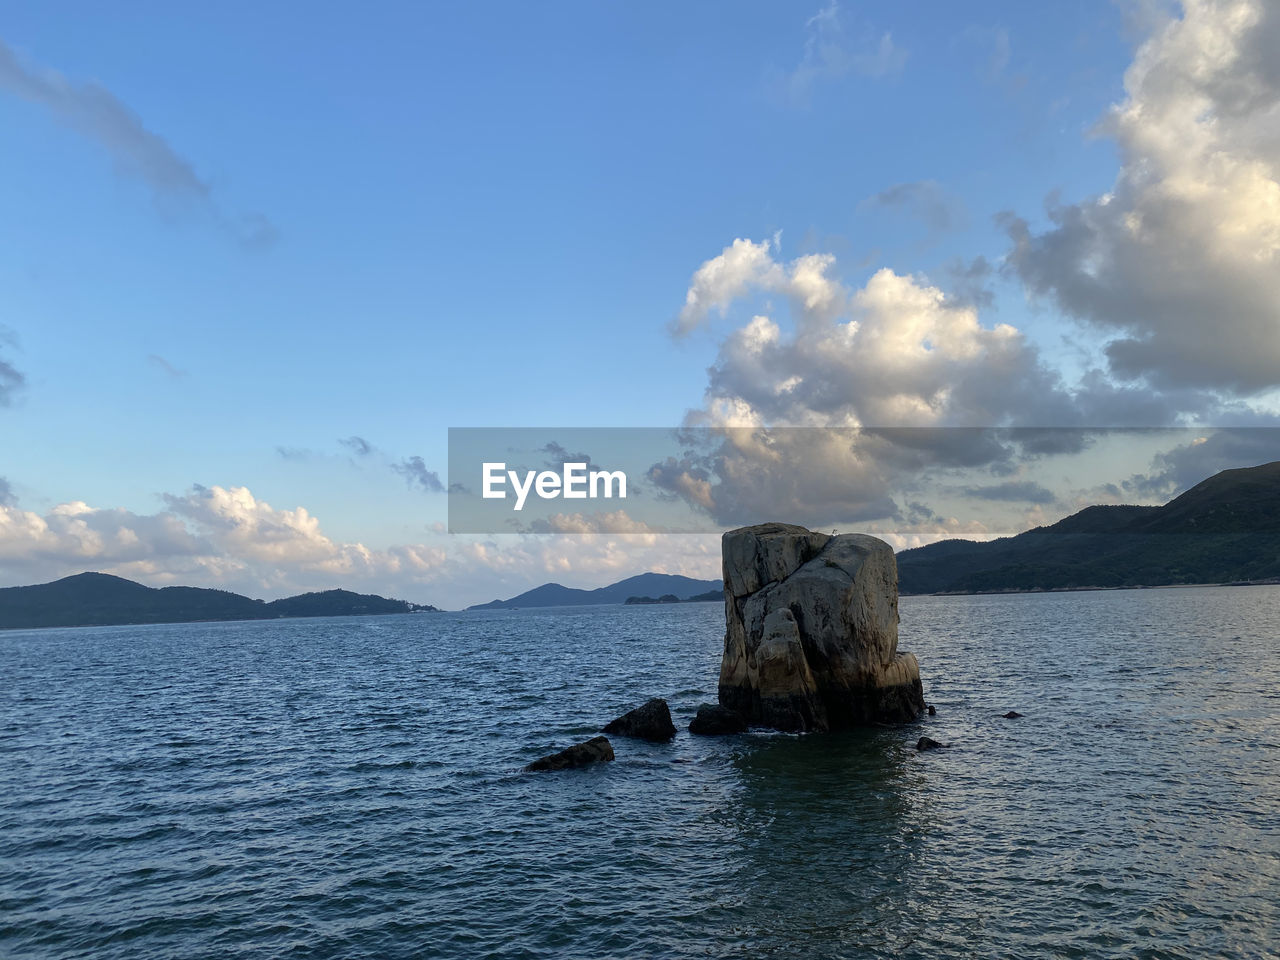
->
896;460;1280;594
0;572;438;630
467;572;723;610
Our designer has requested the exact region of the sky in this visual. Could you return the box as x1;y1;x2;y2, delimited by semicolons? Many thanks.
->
2;0;1280;608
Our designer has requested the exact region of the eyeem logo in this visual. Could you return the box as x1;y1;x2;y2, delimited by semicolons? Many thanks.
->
482;462;627;511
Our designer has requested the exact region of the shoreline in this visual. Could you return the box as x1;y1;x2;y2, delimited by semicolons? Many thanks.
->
903;578;1280;598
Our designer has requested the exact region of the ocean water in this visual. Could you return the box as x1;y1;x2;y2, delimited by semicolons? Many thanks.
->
1;587;1278;959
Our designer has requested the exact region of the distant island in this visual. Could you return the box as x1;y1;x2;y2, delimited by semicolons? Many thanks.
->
624;590;723;605
897;460;1280;594
0;572;438;630
468;573;722;610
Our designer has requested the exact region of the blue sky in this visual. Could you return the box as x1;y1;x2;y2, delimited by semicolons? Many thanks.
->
3;1;1279;606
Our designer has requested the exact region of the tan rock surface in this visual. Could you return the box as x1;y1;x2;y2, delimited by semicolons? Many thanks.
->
718;523;925;731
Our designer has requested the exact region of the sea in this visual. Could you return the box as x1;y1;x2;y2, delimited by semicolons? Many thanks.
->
2;586;1278;959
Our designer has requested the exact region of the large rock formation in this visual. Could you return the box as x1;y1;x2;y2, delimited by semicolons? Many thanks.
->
718;523;924;732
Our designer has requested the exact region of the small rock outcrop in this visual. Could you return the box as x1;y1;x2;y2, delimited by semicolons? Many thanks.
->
1002;711;1023;719
688;703;748;736
525;736;615;772
718;523;925;732
603;698;676;741
917;736;945;752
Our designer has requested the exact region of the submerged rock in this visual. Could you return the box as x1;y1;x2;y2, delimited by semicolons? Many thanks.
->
688;703;748;736
1002;711;1024;719
917;736;945;752
525;736;615;772
718;523;926;732
603;698;676;742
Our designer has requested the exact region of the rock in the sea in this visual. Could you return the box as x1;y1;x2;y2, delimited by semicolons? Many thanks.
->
917;736;945;752
1002;711;1023;719
525;736;615;772
718;523;925;732
688;703;748;736
927;704;937;716
603;698;676;741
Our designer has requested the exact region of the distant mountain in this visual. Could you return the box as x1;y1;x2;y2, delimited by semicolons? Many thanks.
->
263;589;427;619
0;572;438;630
468;572;723;610
897;461;1280;594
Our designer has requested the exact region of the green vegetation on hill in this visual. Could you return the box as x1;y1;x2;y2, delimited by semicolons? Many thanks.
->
897;461;1280;594
0;573;438;630
624;590;723;605
468;573;722;610
264;589;427;618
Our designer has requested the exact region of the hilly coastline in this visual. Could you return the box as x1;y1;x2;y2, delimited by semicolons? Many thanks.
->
0;573;438;630
897;461;1280;594
468;573;723;610
8;462;1274;624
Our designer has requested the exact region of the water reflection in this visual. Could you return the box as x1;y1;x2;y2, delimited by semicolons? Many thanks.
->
711;729;934;958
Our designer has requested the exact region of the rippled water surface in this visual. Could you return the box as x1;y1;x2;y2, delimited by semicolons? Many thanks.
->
2;587;1279;959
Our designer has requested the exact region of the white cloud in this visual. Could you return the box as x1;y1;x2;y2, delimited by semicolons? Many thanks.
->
681;239;1072;430
0;500;203;567
652;238;1100;527
1005;0;1280;394
674;238;784;337
0;483;722;608
525;510;661;535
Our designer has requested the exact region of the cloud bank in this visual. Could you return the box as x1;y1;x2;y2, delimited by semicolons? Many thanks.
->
659;1;1280;532
0;483;719;606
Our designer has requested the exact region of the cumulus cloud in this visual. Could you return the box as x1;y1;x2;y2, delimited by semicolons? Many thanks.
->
1004;0;1280;394
673;238;785;337
649;430;903;528
0;484;447;599
0;497;205;571
0;480;728;607
681;240;1073;429
656;229;1275;529
657;238;1097;526
161;485;351;568
0;37;275;246
671;3;1280;542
